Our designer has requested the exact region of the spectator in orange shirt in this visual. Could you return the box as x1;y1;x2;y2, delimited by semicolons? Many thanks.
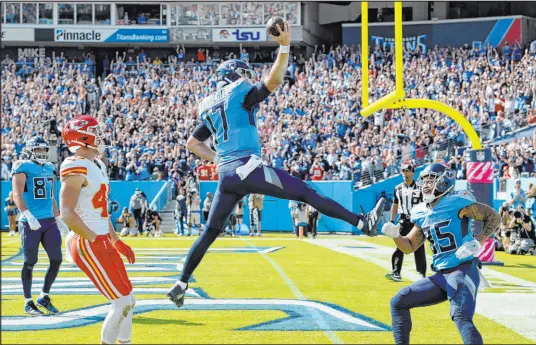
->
197;161;212;181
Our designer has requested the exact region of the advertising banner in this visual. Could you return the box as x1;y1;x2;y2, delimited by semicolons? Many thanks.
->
1;28;35;42
212;28;267;42
343;16;523;51
170;27;212;42
54;28;168;43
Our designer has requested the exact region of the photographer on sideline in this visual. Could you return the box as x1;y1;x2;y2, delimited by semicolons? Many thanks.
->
248;194;264;237
496;203;514;251
293;202;309;240
308;205;320;239
117;207;137;237
145;208;163;237
202;192;213;233
130;188;148;233
508;206;536;255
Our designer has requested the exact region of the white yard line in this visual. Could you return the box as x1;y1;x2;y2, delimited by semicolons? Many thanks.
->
307;237;536;342
242;238;344;344
1;238;21;247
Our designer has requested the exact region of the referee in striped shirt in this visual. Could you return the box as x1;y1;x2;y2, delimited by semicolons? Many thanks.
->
385;163;427;282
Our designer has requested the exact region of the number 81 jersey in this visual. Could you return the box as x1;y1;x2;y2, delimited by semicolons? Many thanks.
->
411;191;477;271
60;156;110;235
11;160;56;221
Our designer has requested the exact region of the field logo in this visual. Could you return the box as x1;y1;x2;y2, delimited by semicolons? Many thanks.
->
1;247;390;333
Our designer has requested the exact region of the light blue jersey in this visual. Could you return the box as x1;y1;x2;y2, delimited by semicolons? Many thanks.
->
411;190;477;271
198;79;261;164
12;160;56;220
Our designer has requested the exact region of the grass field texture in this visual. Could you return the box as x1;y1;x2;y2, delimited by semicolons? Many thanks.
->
1;232;535;344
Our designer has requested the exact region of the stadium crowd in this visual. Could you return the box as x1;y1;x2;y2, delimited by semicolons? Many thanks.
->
1;42;536;188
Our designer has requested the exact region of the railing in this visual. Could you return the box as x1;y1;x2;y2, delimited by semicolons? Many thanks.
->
1;62;96;77
149;180;172;212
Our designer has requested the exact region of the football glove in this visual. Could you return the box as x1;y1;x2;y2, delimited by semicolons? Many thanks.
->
22;210;41;231
455;239;481;260
56;216;70;236
114;239;136;264
382;222;401;239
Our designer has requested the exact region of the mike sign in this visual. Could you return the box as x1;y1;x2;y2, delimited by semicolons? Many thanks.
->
212;28;267;42
55;28;168;43
343;16;523;50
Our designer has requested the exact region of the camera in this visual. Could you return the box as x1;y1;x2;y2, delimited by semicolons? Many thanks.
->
513;211;522;219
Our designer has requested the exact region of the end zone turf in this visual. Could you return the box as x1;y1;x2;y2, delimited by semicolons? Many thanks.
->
1;233;534;344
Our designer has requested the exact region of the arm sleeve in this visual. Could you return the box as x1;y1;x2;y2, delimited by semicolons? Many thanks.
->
11;161;27;175
192;122;212;142
243;82;272;110
393;189;399;204
60;161;88;181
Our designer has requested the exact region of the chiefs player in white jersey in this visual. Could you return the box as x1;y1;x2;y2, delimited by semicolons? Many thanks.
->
59;115;136;344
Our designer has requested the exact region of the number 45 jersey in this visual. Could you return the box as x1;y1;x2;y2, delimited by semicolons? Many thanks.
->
411;191;477;271
60;156;110;235
11;160;56;221
198;79;262;164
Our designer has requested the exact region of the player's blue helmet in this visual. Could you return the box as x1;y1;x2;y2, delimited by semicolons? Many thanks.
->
419;163;455;203
215;59;255;89
24;136;49;164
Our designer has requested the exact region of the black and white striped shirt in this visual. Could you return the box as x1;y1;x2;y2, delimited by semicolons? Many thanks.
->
393;181;423;219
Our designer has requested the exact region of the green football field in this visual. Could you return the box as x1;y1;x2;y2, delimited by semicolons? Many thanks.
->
1;232;535;344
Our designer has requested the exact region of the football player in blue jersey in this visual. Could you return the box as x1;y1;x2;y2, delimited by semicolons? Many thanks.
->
382;163;501;344
167;19;386;308
11;136;70;315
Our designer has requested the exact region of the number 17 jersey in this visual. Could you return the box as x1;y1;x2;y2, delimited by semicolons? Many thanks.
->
411;191;477;271
60;156;110;235
198;79;261;164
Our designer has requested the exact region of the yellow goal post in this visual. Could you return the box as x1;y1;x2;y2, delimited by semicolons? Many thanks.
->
359;1;482;150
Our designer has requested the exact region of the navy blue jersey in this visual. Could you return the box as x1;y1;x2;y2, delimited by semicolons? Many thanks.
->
12;160;56;220
411;191;477;271
198;79;262;164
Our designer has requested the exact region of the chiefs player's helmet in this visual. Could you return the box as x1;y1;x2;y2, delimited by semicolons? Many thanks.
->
62;115;107;154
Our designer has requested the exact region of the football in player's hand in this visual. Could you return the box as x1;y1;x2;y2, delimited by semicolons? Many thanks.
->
266;16;286;37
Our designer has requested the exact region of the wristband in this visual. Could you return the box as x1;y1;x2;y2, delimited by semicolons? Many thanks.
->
279;45;290;54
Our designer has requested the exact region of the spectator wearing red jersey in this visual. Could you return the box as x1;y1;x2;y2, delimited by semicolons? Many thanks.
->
210;163;219;181
197;49;206;63
197;161;212;181
310;156;324;181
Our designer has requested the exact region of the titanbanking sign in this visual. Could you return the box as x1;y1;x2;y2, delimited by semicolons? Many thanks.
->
55;28;169;43
343;16;525;51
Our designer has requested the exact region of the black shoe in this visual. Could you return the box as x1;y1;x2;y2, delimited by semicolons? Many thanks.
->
385;272;402;282
166;282;187;308
36;295;59;314
359;198;386;237
24;301;44;316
